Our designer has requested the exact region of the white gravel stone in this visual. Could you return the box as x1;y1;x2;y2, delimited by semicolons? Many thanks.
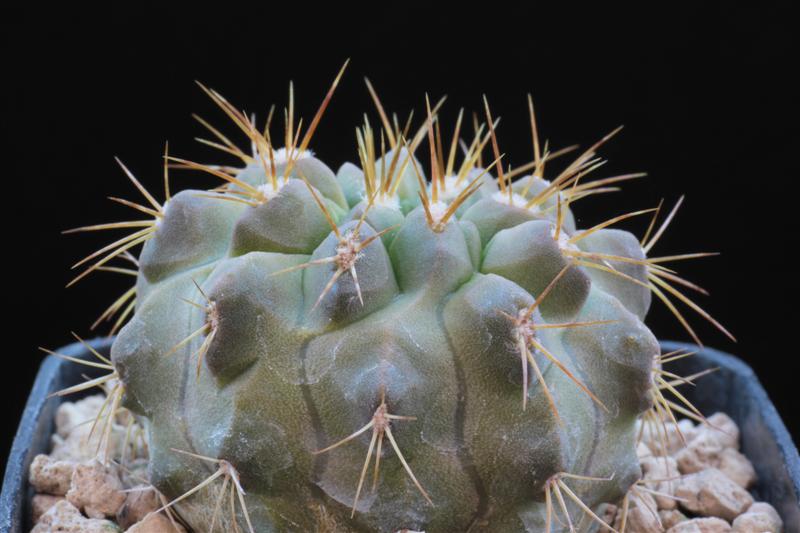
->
54;395;106;438
49;419;125;463
49;394;128;463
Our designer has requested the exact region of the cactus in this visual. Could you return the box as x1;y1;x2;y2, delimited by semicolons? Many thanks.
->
56;63;734;532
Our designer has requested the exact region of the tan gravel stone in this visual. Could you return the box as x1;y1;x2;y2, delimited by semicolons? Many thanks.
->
28;454;75;496
732;512;778;532
660;509;689;529
718;448;756;489
706;413;740;450
601;503;618;528
119;458;150;487
732;502;783;532
66;461;127;519
667;517;732;532
600;414;780;533
747;502;782;526
116;486;161;529
641;421;687;456
31;500;120;532
126;512;187;532
676;433;756;489
678;419;698;442
613;490;662;532
31;494;64;523
637;441;653;461
675;468;753;521
676;430;725;474
642;455;681;509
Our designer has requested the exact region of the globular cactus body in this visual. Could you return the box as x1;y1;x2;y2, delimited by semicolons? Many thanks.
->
65;70;729;532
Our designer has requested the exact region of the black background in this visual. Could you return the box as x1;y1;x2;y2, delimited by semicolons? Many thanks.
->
4;3;798;468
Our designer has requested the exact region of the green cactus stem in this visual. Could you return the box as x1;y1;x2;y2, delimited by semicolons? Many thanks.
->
56;64;733;532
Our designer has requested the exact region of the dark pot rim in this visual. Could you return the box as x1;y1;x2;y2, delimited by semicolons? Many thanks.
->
1;337;115;532
1;339;798;532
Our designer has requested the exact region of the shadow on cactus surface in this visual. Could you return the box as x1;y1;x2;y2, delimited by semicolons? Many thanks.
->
46;61;743;532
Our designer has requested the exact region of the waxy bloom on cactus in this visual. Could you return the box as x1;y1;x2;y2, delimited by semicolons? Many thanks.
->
54;61;732;532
